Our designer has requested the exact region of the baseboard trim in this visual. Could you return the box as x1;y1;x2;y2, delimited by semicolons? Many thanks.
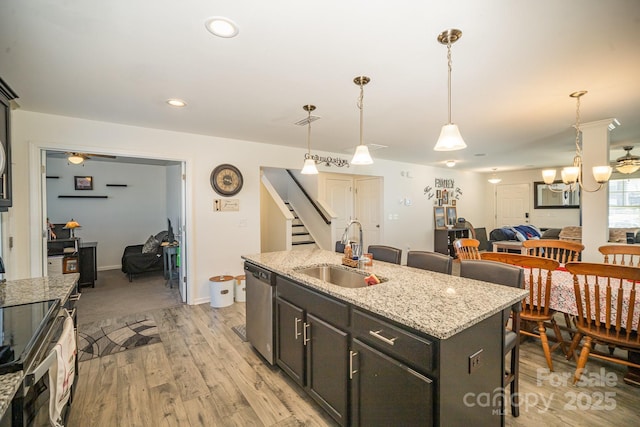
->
98;265;122;271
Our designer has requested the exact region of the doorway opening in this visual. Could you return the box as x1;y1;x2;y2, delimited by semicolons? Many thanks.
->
41;149;188;324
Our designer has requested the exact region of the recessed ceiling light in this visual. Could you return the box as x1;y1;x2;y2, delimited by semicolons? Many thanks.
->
445;160;456;168
205;16;239;38
166;99;187;108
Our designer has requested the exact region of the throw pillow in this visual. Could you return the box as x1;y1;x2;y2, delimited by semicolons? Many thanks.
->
142;235;160;254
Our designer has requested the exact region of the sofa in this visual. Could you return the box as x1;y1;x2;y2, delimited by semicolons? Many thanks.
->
121;231;168;281
487;225;562;251
559;226;640;244
488;225;640;250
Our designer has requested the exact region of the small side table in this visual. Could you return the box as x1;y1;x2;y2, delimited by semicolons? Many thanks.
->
163;245;179;288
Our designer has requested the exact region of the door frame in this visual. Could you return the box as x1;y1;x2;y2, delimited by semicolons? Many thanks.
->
29;142;194;304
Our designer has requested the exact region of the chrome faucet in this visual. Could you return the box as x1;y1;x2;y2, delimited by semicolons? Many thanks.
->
341;220;364;259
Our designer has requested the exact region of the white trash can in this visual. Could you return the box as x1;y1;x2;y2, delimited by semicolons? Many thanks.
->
234;275;246;302
209;275;234;308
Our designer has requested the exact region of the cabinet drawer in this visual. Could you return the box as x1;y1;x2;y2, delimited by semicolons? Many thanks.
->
276;276;349;329
352;309;434;373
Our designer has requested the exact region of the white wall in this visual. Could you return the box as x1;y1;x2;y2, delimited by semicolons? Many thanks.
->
8;110;488;304
481;169;581;231
46;157;168;269
166;164;182;239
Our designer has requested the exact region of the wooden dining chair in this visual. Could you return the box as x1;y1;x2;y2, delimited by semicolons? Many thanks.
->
599;244;640;267
522;239;584;264
522;239;584;335
481;252;567;371
406;250;452;274
564;262;640;384
459;259;523;417
453;238;481;260
367;245;402;265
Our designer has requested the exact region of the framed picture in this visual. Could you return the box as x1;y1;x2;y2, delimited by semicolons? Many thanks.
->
436;190;442;198
442;191;449;205
451;199;456;207
74;176;93;190
63;256;78;273
446;206;457;226
434;206;446;229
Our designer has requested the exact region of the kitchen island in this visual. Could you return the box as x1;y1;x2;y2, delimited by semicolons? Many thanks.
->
243;249;527;427
0;274;79;422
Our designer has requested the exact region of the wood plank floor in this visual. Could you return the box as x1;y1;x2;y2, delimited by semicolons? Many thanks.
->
66;303;639;426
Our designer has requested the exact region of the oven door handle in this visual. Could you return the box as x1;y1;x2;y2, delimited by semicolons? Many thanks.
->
25;309;74;387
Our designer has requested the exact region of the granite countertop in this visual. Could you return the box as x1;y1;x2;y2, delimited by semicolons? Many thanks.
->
0;273;79;420
242;249;527;340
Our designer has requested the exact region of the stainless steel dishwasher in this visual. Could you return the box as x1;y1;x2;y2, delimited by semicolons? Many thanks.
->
245;262;275;365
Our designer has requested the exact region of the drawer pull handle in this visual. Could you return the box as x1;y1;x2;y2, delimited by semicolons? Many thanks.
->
294;317;302;340
369;329;397;346
303;322;310;345
349;351;358;379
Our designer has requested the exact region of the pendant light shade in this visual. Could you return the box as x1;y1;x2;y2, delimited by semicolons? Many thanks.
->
351;76;373;165
300;104;319;175
351;144;373;165
434;29;467;152
488;168;502;184
435;124;467;151
301;158;318;174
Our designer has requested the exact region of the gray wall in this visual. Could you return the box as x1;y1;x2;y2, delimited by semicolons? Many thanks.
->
46;157;168;270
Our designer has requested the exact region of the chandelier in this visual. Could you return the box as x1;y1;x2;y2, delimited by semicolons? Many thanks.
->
541;91;612;192
433;29;467;151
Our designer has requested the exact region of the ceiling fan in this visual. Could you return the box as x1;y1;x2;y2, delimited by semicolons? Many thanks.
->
614;146;640;175
66;152;116;165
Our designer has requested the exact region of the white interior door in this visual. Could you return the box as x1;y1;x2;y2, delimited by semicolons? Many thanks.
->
496;183;530;227
355;177;382;248
325;177;353;240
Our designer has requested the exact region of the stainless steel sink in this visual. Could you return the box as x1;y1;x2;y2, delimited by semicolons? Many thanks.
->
296;265;385;288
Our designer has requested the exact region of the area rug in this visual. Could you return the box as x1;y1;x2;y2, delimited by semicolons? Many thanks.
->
232;324;248;342
78;316;161;361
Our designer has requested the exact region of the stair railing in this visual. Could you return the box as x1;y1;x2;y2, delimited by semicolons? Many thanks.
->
286;169;331;225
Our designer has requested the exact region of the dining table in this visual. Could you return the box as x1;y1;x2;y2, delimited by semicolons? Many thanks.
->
523;266;640;386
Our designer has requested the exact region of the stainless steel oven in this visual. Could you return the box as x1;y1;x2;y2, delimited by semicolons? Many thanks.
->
1;293;79;427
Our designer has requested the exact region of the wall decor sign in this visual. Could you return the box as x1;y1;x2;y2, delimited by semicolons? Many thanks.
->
74;176;93;190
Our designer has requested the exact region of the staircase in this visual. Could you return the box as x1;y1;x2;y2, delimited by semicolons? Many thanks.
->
285;202;317;249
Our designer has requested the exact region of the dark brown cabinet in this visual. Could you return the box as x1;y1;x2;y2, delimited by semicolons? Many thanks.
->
434;228;470;258
276;277;350;426
350;338;433;427
78;242;97;288
269;272;504;426
0;78;18;211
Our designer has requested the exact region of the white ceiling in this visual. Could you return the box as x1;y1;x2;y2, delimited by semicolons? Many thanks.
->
2;0;639;172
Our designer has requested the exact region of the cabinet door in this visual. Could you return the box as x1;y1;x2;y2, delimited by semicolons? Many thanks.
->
275;297;305;385
351;339;433;427
78;246;96;287
306;313;349;426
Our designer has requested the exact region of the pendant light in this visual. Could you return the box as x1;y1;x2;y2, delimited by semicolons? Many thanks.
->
351;76;373;165
541;91;612;192
434;29;467;151
488;168;502;184
300;105;319;175
615;146;640;174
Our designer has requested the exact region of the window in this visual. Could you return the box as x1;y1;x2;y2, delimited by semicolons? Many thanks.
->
609;178;640;227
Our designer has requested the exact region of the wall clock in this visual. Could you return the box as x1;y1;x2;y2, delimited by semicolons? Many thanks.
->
210;164;243;196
